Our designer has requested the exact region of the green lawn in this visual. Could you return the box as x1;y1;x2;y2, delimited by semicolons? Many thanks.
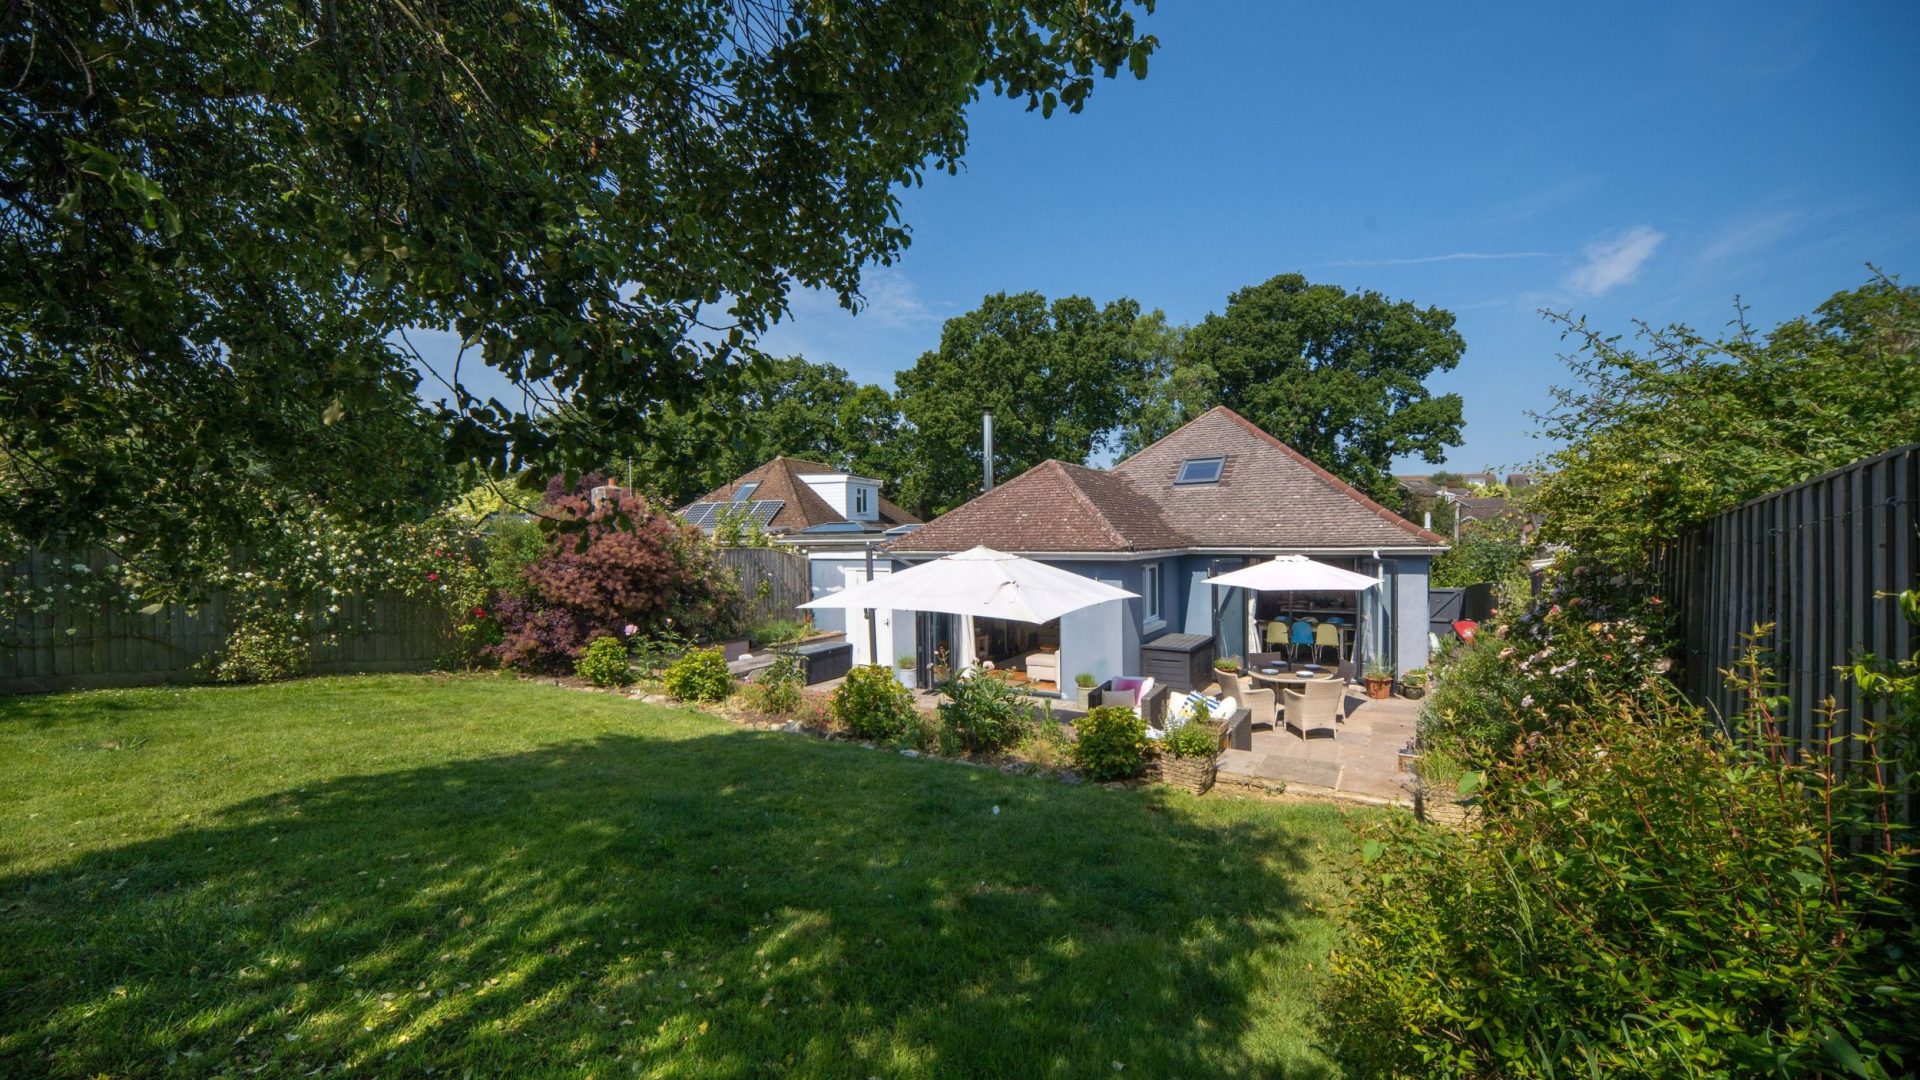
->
0;675;1366;1078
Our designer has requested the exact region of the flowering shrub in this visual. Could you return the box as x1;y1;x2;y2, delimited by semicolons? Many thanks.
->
1072;705;1147;780
1419;562;1671;766
574;634;634;688
1326;676;1920;1078
194;506;488;681
830;665;917;742
209;605;308;682
489;481;743;673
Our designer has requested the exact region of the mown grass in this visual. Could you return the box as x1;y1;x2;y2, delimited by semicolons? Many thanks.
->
1;674;1368;1078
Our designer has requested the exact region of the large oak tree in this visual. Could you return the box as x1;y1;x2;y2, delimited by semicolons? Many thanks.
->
1129;273;1466;498
893;292;1171;516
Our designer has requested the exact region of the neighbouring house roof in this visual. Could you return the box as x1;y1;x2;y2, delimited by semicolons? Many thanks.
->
1453;496;1511;521
684;456;918;535
887;406;1446;555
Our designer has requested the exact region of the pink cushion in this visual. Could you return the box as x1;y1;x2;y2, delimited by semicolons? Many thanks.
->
1111;676;1144;692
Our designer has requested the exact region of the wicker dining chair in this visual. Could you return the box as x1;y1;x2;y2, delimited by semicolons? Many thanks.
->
1282;679;1343;739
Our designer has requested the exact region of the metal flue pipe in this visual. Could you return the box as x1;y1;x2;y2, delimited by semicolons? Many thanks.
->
982;409;995;493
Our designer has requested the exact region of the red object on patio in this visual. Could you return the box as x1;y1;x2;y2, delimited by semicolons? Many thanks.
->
1452;619;1479;644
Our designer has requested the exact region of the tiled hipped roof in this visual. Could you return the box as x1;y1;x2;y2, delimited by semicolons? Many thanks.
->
690;457;918;534
886;407;1445;554
882;461;1187;554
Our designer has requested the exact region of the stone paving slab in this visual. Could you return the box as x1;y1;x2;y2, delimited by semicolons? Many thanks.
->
1217;693;1422;807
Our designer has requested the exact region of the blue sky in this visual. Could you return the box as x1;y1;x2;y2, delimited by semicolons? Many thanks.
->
753;0;1920;473
414;1;1920;474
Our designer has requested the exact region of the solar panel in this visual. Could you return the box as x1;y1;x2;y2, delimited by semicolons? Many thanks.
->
680;502;720;527
745;499;783;526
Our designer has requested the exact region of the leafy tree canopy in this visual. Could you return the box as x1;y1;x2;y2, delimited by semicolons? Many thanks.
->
1533;274;1920;567
623;355;901;508
1430;511;1535;590
1127;273;1466;498
1;0;1157;590
893;292;1172;516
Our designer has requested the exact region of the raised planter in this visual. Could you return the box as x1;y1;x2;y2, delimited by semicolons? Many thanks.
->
1153;752;1219;795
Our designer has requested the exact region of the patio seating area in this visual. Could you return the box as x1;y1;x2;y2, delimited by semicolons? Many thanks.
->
1214;690;1419;805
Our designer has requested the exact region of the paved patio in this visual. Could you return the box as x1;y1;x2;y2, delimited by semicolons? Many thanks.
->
1215;690;1420;806
801;673;1421;807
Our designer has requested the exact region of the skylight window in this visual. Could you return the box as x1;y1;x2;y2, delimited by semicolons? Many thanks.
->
730;481;760;504
1175;456;1225;485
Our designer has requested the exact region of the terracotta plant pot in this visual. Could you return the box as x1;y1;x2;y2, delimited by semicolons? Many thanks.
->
1364;676;1393;700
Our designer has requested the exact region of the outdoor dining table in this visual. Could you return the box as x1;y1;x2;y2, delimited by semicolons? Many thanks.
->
1245;667;1345;690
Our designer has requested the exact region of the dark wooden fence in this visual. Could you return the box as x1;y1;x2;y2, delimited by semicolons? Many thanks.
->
1653;444;1918;769
715;546;811;628
1;546;452;694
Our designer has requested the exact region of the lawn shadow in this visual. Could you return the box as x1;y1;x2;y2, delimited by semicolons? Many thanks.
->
1;727;1343;1078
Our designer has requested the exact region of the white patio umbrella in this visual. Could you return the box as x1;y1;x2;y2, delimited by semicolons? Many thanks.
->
1202;554;1380;592
801;546;1137;670
803;546;1137;623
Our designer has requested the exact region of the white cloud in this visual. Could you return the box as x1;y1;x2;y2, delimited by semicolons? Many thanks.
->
780;264;939;330
1327;251;1561;268
1565;225;1665;295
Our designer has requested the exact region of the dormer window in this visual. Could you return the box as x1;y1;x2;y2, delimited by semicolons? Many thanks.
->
1175;456;1225;485
730;481;759;504
854;486;869;515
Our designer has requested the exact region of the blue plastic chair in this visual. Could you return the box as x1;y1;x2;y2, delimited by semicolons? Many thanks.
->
1289;619;1316;662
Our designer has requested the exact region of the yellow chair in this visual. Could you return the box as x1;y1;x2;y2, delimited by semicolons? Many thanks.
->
1313;621;1343;665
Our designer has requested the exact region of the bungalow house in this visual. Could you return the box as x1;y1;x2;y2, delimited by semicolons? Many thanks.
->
860;407;1446;692
680;457;919;634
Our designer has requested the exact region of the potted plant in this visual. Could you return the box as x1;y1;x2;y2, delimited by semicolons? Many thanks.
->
1212;656;1242;677
1157;713;1222;795
1073;672;1097;711
895;654;918;690
1400;668;1428;700
1363;662;1395;700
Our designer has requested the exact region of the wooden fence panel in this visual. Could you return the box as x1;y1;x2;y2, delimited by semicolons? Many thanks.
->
1654;444;1919;784
1;546;452;694
715;547;812;628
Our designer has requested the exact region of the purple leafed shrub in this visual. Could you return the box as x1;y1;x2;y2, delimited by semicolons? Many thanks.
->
489;480;742;673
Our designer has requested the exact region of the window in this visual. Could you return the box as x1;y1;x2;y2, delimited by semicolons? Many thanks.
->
1175;456;1225;485
855;486;869;515
1143;563;1162;623
730;481;759;504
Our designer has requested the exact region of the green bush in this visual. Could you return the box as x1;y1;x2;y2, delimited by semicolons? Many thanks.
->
662;646;732;704
210;606;308;683
483;515;548;600
1325;686;1920;1079
1072;705;1148;780
749;617;808;647
936;671;1036;754
741;653;804;715
830;665;917;742
1162;719;1218;760
1416;634;1527;763
573;634;633;687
